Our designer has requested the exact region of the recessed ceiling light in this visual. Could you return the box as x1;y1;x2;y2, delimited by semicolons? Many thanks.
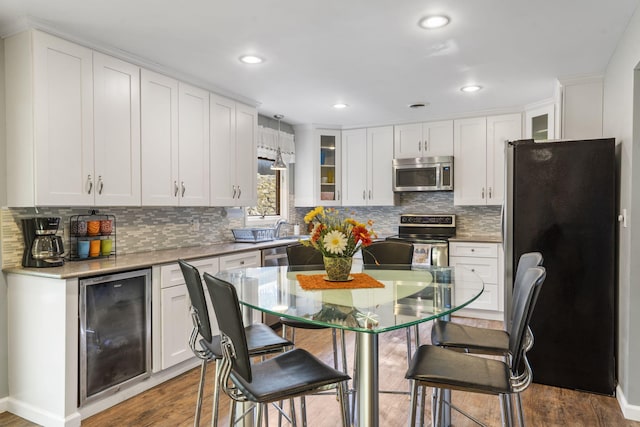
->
418;15;450;29
333;103;349;109
461;85;482;93
239;55;264;64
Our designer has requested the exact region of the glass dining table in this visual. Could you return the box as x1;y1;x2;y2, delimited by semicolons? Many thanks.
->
214;264;484;427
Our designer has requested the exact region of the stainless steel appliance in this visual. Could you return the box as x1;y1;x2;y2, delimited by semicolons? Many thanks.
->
79;269;152;405
504;138;616;395
21;217;65;267
392;156;453;192
261;246;289;266
386;214;456;266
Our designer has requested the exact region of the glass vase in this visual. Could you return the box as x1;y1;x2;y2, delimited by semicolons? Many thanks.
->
323;256;353;281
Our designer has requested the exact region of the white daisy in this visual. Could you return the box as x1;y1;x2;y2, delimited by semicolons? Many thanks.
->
323;230;348;255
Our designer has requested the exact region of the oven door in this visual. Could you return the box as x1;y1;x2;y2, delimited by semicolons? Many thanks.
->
412;242;449;267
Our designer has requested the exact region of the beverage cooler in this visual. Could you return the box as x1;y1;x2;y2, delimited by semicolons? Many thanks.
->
79;269;152;405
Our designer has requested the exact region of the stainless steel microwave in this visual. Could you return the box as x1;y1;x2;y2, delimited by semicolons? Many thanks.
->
392;156;453;192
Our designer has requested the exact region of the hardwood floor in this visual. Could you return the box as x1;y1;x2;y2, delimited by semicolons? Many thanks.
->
1;317;637;426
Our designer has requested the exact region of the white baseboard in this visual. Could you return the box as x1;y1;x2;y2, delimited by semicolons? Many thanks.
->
617;385;640;421
0;396;9;412
7;398;81;427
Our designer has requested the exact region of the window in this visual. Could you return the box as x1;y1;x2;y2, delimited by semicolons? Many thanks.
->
247;158;288;220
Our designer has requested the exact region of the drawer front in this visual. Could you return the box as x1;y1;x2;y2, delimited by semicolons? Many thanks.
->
219;251;261;271
449;256;498;284
455;283;499;311
449;242;498;258
160;257;220;289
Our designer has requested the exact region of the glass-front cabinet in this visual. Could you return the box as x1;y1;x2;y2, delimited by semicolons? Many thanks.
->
294;126;341;207
525;104;555;141
319;131;341;205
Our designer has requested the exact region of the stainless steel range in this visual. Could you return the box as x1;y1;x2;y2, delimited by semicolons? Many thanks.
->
386;214;456;267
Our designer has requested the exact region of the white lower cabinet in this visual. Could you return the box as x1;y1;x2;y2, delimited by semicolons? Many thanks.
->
219;250;261;270
449;242;503;320
160;257;220;369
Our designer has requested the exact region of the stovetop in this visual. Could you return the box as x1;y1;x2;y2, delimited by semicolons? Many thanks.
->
388;213;456;243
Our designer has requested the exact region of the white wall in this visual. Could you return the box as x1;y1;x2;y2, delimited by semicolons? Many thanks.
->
0;38;9;400
603;6;640;417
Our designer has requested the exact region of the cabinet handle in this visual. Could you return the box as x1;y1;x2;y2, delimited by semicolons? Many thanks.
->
471;248;475;252
337;190;341;200
232;185;237;198
369;190;372;199
488;187;492;198
174;181;179;197
418;141;421;151
86;175;93;195
482;187;485;199
98;176;104;195
181;181;186;197
363;190;366;200
237;186;242;199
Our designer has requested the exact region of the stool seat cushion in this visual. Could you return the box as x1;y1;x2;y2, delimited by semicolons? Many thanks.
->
406;345;511;396
431;321;509;355
201;323;292;359
231;348;350;403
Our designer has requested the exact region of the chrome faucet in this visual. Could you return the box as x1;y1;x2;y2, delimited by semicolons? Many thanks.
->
274;219;288;238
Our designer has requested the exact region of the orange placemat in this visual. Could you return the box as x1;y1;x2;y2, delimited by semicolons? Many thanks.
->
296;273;385;290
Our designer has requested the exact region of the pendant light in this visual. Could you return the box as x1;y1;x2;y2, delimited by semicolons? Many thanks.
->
271;114;287;170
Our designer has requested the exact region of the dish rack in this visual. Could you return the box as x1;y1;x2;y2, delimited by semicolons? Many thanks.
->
68;210;117;260
232;227;276;243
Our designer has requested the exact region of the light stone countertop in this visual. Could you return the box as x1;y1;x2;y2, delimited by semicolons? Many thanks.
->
2;238;305;279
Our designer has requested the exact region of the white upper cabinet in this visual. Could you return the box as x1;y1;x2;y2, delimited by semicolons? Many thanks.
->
142;73;210;206
559;76;603;140
93;52;141;206
210;94;257;206
394;120;453;158
5;30;141;206
178;83;210;206
6;30;94;206
454;114;522;206
141;70;180;205
342;126;394;206
294;127;342;207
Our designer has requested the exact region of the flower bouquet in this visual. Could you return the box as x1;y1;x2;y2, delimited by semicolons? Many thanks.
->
301;207;376;280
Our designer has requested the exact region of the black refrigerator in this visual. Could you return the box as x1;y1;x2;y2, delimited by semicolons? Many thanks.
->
503;138;616;395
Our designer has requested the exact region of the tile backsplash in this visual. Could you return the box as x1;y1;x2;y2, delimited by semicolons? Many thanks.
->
1;206;244;268
1;192;501;268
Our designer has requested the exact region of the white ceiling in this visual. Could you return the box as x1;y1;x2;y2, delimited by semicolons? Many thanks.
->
0;0;638;128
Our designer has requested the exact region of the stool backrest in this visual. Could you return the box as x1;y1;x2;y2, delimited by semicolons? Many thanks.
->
362;241;414;267
179;260;212;342
287;243;323;267
509;266;546;372
203;272;253;383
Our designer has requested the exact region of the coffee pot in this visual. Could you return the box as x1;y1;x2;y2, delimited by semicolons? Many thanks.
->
22;217;65;267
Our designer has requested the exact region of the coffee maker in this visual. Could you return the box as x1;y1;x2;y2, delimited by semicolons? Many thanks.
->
22;217;65;267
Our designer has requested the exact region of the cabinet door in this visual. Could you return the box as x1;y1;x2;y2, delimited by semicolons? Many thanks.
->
160;285;193;368
178;83;210;206
210;93;237;206
141;69;179;206
319;130;342;206
486;114;521;205
341;128;368;206
393;123;422;158
93;52;141;206
424;120;454;157
367;126;395;206
32;31;94;206
525;104;555;141
454;117;487;206
235;102;258;206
